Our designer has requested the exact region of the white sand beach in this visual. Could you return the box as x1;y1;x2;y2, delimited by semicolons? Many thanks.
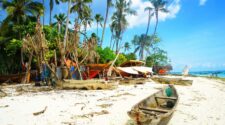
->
1;76;225;125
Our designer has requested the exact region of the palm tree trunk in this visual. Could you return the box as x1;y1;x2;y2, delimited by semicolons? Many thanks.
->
64;0;71;51
112;38;115;50
58;23;61;34
42;0;45;26
101;3;109;47
109;35;113;49
146;10;151;36
96;23;99;37
116;39;119;54
153;10;158;36
140;47;144;60
50;10;52;25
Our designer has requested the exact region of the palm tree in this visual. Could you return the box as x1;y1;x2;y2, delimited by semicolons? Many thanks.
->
100;0;113;47
132;34;152;60
144;7;154;36
61;0;72;50
81;16;93;34
1;0;44;25
124;42;130;53
53;13;67;34
109;23;115;49
80;5;93;34
94;14;104;37
49;0;60;25
149;0;169;35
111;0;136;53
1;0;44;39
70;0;92;23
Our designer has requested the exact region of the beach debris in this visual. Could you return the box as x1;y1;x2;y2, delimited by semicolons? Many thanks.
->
15;85;53;93
110;92;135;98
151;77;193;86
0;105;9;108
97;103;113;108
0;88;7;98
74;103;86;110
33;106;47;116
77;110;109;118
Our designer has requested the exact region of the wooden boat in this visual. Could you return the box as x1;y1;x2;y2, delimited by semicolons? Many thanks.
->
151;77;193;86
127;85;178;125
116;60;153;78
62;79;118;90
0;71;36;83
83;62;112;79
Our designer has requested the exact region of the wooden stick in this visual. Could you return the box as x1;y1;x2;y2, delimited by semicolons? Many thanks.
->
33;106;47;116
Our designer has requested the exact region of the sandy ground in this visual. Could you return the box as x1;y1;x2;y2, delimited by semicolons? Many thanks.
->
1;76;225;125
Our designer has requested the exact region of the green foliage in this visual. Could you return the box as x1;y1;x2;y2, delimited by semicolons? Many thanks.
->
96;47;116;63
124;53;137;61
45;50;55;61
146;47;169;67
115;54;127;66
13;22;36;37
4;39;22;56
43;25;59;49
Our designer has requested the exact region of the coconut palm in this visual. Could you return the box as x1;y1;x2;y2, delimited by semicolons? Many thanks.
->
1;0;44;25
100;0;113;47
70;0;92;22
144;7;154;36
109;23;115;49
61;0;72;50
80;5;93;34
132;34;152;60
124;42;130;53
49;0;60;25
53;13;67;34
149;0;169;35
111;0;136;53
94;14;104;37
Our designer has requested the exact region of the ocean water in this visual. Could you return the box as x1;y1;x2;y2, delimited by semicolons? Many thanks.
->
170;70;225;78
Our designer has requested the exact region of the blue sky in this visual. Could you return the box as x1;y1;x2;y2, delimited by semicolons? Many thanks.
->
1;0;225;72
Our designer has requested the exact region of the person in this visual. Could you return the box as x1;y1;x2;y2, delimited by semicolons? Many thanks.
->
41;61;50;85
70;62;76;79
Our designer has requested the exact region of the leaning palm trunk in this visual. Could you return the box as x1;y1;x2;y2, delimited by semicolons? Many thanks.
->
63;0;71;51
96;23;99;37
101;3;110;47
107;47;123;77
146;10;152;36
153;10;159;36
110;35;113;49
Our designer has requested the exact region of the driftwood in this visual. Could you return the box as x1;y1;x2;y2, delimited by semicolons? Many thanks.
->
33;106;47;116
0;89;7;98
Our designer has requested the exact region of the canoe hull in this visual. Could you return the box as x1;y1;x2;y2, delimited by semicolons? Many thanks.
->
127;85;179;125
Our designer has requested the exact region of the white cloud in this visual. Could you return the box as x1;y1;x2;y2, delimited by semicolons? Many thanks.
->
199;0;207;6
79;0;181;31
126;0;181;28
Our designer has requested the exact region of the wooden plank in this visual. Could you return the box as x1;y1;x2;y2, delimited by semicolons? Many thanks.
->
139;107;169;113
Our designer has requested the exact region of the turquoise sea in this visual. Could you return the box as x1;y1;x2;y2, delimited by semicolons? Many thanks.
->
170;70;225;78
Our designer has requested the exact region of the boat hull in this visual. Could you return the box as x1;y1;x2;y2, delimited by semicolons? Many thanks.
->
127;85;179;125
